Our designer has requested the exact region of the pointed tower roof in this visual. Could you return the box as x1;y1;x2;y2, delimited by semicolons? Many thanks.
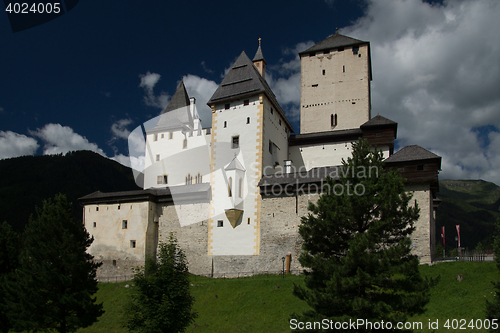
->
147;80;193;133
162;81;190;114
225;156;246;171
208;51;294;132
253;38;266;63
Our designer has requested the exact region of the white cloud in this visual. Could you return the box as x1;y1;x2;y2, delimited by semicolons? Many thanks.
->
0;131;39;159
183;74;219;128
339;0;500;185
139;71;170;110
111;118;133;140
201;61;214;74
30;123;105;156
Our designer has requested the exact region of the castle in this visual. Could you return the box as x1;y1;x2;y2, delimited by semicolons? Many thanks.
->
79;33;441;278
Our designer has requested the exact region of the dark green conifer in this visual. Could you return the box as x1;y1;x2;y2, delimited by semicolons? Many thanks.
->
0;221;20;333
3;194;103;333
292;139;430;332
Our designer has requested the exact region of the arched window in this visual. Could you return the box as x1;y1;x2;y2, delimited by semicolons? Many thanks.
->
228;177;232;197
196;173;202;184
185;174;193;185
238;178;243;198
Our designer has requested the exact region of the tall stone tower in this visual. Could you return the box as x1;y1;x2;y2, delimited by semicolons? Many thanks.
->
299;32;372;133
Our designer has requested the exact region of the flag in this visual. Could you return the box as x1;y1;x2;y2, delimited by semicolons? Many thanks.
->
456;225;461;247
441;226;445;247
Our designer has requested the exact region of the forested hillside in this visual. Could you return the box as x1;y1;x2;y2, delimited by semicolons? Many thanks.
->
0;151;140;231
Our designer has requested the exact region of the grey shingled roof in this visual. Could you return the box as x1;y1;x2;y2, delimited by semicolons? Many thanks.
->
361;115;397;128
207;51;294;132
253;44;266;63
384;145;440;163
148;81;193;132
163;81;190;114
299;33;368;55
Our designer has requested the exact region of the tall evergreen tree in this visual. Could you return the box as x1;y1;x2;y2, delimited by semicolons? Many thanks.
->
292;139;430;332
0;221;20;333
486;213;500;332
3;194;103;333
128;233;197;333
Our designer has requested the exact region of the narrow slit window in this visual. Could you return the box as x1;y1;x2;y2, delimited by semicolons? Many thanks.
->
238;178;243;198
153;133;158;141
163;175;168;184
156;154;160;161
122;220;128;229
169;132;173;139
224;121;227;128
183;138;187;149
322;69;325;75
343;65;345;73
228;177;233;197
247;218;250;224
112;260;116;267
246;117;250;124
93;222;97;228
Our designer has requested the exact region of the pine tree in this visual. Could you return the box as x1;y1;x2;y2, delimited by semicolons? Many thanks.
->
0;221;20;333
292;139;430;332
3;194;103;333
128;233;197;333
486;214;500;332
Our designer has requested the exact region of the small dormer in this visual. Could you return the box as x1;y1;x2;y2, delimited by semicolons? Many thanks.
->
253;38;266;79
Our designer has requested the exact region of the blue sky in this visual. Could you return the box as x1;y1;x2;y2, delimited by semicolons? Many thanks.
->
2;0;500;185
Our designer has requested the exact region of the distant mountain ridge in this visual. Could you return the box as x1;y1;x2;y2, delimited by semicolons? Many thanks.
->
436;179;500;250
0;151;140;231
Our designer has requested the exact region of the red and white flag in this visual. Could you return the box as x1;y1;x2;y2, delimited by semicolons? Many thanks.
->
456;225;461;247
441;226;445;247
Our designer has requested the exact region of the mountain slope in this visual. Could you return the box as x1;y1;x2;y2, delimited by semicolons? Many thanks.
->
0;151;141;231
436;179;500;250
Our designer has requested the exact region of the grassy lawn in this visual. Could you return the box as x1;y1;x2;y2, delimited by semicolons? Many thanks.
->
77;261;499;333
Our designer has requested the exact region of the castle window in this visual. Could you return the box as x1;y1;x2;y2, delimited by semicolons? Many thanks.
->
96;207;99;211
93;222;96;228
247;117;250;124
196;173;202;184
244;99;249;106
343;65;345;73
130;240;136;248
206;128;211;134
157;175;163;184
269;140;273;154
153;133;158;141
232;136;239;149
169;132;173;139
279;119;282;126
331;114;337;127
122;220;128;229
185;174;193;185
161;133;164;139
271;107;273;114
417;165;424;171
112;260;116;267
183;138;187;149
238;178;243;198
118;204;120;210
228;177;233;197
164;175;168;184
224;121;227;128
322;69;325;75
225;104;230;110
156;154;160;161
217;220;223;227
312;84;318;87
247;218;250;225
353;46;359;55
